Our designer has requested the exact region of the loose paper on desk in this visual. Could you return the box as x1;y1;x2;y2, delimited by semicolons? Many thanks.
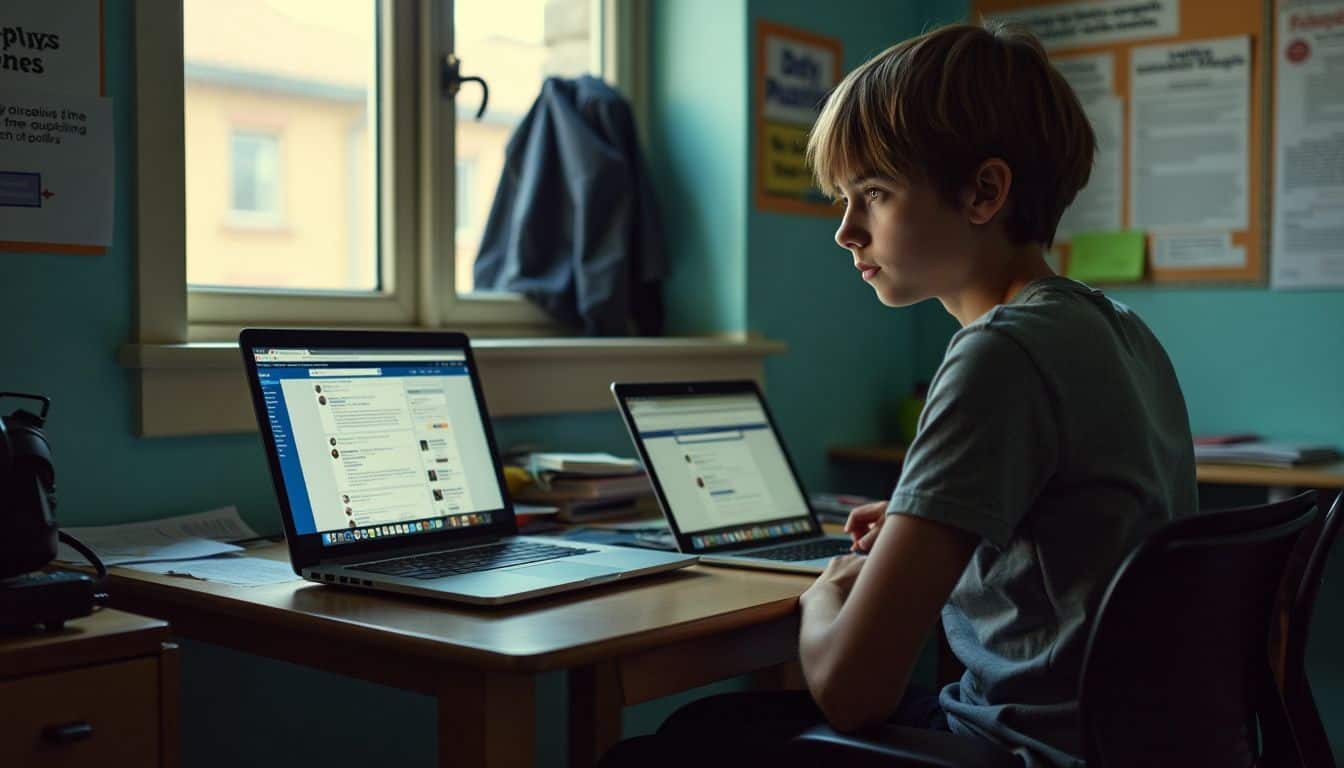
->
1271;1;1344;289
0;89;114;247
1130;36;1250;233
125;556;300;588
1067;231;1145;283
1055;53;1122;240
56;506;258;566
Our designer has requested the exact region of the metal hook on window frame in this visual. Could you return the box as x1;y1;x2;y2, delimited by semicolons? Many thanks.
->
442;54;489;120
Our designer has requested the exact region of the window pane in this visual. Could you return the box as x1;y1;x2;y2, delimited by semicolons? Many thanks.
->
184;0;379;292
453;0;592;294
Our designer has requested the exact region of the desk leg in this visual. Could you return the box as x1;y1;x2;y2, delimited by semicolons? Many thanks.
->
569;661;623;768
438;671;535;768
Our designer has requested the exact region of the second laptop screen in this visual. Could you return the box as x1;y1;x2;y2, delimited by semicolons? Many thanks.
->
627;393;810;534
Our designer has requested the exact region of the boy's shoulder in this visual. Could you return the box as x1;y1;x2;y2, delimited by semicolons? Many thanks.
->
964;277;1139;352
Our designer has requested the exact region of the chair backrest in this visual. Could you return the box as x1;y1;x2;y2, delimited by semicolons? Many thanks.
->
1078;491;1320;768
1282;492;1342;768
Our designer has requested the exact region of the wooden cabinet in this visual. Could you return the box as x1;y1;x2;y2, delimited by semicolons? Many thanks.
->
0;609;177;768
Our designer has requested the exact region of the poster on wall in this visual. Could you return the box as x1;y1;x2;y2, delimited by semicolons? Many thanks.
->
755;21;841;215
0;0;110;253
1271;0;1344;289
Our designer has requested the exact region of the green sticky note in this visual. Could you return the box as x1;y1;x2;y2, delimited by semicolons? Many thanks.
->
1067;231;1145;283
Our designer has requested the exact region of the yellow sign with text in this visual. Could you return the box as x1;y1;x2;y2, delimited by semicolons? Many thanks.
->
761;121;815;198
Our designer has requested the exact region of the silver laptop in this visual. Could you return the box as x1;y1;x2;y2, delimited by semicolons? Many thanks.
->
239;329;696;605
611;381;855;574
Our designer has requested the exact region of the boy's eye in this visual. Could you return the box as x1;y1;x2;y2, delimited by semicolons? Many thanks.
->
865;187;883;201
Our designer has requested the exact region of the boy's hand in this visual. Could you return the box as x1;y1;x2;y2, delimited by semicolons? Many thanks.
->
844;500;889;552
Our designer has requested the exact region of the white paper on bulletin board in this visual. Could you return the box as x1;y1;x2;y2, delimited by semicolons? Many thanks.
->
1055;52;1122;240
0;90;113;246
984;0;1180;50
1271;0;1344;289
1129;35;1251;233
0;0;103;96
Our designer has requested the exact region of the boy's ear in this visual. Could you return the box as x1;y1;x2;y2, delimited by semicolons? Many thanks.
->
962;158;1012;226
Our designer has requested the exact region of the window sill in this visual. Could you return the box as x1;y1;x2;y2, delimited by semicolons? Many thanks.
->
118;336;787;437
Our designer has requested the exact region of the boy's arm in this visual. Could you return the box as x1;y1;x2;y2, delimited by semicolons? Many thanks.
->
799;513;978;732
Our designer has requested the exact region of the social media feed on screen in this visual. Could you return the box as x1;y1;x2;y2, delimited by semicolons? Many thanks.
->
255;348;503;545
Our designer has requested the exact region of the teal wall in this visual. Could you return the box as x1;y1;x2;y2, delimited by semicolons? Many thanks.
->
746;0;928;495
651;0;750;335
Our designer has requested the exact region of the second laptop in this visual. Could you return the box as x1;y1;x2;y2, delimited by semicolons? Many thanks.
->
611;380;856;574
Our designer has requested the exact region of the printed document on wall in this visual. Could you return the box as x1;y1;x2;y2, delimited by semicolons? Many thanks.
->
1129;36;1250;233
1055;53;1122;240
1271;1;1344;289
0;0;102;95
0;90;113;246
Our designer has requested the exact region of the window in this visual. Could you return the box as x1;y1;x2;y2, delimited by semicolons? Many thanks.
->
128;2;783;438
228;131;282;220
155;0;629;336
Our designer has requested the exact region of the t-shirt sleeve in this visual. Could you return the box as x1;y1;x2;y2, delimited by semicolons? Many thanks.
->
889;326;1058;549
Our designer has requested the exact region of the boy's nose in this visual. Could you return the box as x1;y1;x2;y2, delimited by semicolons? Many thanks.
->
835;219;870;251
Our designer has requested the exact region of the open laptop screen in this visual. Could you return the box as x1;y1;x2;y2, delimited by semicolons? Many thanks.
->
252;346;504;548
625;392;813;548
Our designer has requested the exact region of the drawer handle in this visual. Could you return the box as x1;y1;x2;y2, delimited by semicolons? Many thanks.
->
42;721;94;744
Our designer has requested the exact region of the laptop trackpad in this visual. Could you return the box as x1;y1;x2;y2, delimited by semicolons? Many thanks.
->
508;561;618;582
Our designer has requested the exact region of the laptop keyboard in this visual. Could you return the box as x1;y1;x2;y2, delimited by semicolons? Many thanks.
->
351;541;595;580
750;538;853;562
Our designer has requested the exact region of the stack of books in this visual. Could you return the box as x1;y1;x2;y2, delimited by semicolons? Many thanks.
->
1193;439;1341;467
513;452;657;522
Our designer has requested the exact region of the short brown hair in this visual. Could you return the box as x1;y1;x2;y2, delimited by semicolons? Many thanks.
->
807;23;1095;247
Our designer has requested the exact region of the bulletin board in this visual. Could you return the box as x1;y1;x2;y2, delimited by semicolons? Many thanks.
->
970;0;1269;285
754;20;843;215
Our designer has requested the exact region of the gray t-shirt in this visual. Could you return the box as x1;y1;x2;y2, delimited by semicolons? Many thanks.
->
888;276;1196;768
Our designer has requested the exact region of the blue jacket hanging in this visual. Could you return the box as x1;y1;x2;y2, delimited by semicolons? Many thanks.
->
472;76;666;336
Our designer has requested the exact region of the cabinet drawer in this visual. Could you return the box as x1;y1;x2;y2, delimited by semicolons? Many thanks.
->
0;656;160;768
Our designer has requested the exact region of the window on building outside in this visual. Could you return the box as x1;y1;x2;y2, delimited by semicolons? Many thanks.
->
229;130;282;219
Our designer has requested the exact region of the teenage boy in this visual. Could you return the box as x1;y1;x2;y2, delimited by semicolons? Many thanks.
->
599;21;1194;768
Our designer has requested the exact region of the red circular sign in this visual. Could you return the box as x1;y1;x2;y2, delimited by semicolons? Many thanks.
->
1287;39;1311;64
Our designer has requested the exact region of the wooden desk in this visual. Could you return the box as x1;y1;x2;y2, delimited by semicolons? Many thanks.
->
1194;461;1344;490
104;544;811;768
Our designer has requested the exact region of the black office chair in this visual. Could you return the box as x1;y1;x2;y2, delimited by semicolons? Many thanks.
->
1279;492;1342;768
787;491;1321;768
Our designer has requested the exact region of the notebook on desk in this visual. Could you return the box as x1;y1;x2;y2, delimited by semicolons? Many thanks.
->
611;380;855;574
238;329;696;605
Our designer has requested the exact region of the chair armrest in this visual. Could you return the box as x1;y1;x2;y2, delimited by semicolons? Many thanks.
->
787;724;1021;768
